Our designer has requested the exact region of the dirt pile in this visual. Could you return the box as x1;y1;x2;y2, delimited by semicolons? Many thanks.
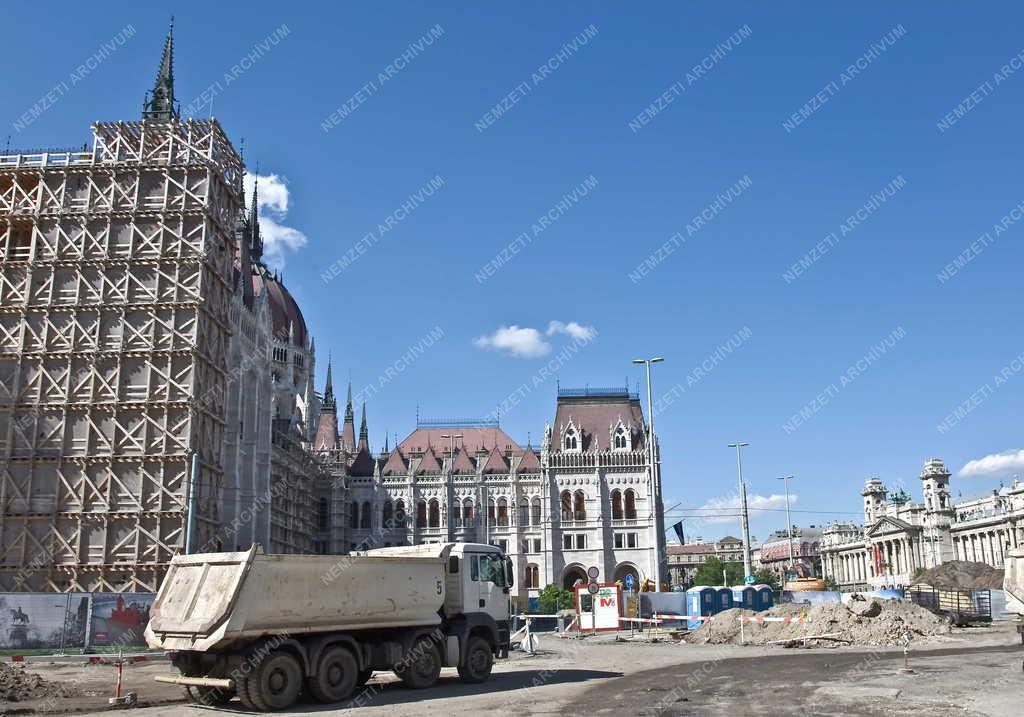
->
0;662;76;703
685;599;952;647
915;560;1004;590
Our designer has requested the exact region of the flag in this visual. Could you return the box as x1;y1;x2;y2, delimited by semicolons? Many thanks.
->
672;521;685;544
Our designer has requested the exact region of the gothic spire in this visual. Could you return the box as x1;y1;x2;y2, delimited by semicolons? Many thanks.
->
249;171;264;260
143;18;179;120
345;380;354;420
358;404;369;450
322;354;336;411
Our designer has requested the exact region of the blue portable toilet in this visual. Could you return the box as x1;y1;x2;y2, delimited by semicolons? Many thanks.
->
751;584;774;611
715;586;734;612
731;585;756;609
685;586;716;629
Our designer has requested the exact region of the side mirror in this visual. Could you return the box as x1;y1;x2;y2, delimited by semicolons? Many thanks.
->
448;556;459;574
504;556;514;589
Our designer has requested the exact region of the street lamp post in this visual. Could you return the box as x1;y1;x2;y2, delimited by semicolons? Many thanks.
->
441;433;462;542
633;357;665;592
779;475;795;568
727;442;753;579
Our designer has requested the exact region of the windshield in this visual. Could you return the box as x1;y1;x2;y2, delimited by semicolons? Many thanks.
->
477;553;508;587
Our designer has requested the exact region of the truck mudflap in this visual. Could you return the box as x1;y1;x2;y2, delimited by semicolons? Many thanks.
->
154;674;234;690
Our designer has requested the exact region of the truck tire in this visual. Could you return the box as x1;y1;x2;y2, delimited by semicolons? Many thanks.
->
307;646;358;703
457;636;494;683
236;671;257;710
249;650;302;711
395;637;441;689
185;685;233;706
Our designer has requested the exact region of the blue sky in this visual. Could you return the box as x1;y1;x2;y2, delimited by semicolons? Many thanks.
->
6;1;1024;542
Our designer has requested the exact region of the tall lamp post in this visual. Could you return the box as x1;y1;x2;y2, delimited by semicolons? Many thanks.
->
633;357;665;592
727;442;753;579
778;475;795;568
441;433;462;542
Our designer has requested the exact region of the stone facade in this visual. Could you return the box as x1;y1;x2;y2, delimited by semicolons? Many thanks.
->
821;459;1024;589
666;536;744;589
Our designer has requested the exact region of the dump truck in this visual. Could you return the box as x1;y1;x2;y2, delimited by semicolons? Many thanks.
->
145;542;513;711
1004;547;1024;659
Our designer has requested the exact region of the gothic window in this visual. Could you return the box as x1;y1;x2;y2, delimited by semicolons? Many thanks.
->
416;500;427;529
488;498;497;525
613;424;629;451
350;502;359;528
624;489;637;519
519;500;530;527
360;501;371;530
564;427;578;451
531;497;542;526
382;501;393;529
395;500;406;525
497;497;509;527
560;491;572;521
611;489;623;520
573;490;586;521
428;499;440;528
463;498;474;525
318;498;329;531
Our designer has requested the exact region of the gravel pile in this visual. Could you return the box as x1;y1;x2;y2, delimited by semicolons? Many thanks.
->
0;662;76;703
915;560;1004;590
685;598;952;647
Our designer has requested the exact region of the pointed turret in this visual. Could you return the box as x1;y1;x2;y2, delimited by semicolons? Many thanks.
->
340;379;356;451
322;355;336;411
142;19;179;120
358;404;369;451
248;173;264;260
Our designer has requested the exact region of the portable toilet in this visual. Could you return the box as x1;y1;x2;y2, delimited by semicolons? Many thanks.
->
715;586;734;612
685;586;716;629
731;585;756;609
752;584;774;611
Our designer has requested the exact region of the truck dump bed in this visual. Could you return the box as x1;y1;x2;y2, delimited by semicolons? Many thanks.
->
1005;547;1024;615
146;546;446;651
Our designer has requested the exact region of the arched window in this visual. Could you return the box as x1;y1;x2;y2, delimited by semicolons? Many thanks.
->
462;498;474;526
573;491;586;521
395;500;406;525
452;501;462;528
526;564;540;589
497;497;509;527
487;498;497;525
611;489;623;520
531;497;542;526
361;501;371;529
560;491;572;521
382;501;393;529
318;497;329;530
624;489;637;519
350;502;359;528
564;427;578;451
519;499;530;527
613;425;628;450
416;500;427;529
428;499;440;528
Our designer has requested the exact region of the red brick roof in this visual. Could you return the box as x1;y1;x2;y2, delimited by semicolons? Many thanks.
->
516;447;542;473
414;447;441;474
398;426;521;455
480;446;509;474
382;449;407;475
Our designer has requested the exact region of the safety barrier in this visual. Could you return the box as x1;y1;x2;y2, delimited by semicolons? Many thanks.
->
2;651;168;664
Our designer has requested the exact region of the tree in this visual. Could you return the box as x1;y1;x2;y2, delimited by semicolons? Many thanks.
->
753;568;780;591
692;556;744;586
823;576;840;592
537;584;574;614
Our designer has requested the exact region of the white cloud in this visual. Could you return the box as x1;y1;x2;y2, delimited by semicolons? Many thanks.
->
547;320;597;341
695;493;796;524
473;325;551;358
958;448;1024;478
243;172;307;270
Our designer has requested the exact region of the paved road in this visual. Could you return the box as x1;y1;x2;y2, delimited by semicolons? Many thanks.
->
573;644;1023;716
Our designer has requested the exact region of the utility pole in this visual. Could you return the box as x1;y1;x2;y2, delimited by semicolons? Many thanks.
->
779;475;795;568
633;357;665;591
728;442;753;579
441;433;462;542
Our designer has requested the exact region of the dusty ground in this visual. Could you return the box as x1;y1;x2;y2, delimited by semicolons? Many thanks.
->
4;623;1021;716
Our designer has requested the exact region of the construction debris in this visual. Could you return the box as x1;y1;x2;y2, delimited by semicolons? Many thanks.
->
0;661;77;703
686;599;952;647
914;560;1004;590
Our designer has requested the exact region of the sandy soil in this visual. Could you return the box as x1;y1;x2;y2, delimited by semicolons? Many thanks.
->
6;622;1021;716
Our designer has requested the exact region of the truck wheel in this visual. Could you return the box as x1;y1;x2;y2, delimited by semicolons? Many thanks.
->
236;671;257;710
185;685;233;706
356;668;374;686
457;636;494;683
250;651;302;711
396;637;441;689
308;646;358;703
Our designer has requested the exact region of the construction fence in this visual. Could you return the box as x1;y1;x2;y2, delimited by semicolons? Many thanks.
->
0;592;155;652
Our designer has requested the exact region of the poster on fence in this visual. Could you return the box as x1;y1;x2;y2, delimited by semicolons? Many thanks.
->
0;592;89;650
89;593;155;647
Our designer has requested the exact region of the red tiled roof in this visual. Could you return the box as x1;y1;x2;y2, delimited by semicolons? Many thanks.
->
314;411;338;451
398;426;520;455
450;448;476;474
552;394;645;452
480;446;509;474
382;449;407;475
415;447;441;474
515;448;542;473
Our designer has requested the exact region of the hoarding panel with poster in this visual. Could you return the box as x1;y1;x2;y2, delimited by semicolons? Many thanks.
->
575;583;622;631
89;593;155;647
0;592;89;650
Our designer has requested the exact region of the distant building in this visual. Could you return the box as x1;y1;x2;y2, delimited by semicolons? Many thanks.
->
821;459;1024;590
757;526;822;582
666;536;744;589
